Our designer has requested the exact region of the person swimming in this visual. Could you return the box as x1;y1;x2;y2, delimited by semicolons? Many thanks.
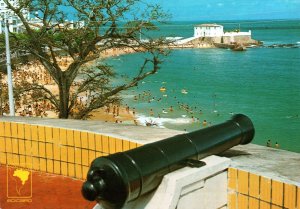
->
266;140;271;147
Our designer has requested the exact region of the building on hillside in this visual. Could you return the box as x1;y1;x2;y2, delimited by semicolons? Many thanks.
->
0;0;29;33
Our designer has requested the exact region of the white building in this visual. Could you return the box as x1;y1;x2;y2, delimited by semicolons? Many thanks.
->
0;0;29;33
194;24;224;38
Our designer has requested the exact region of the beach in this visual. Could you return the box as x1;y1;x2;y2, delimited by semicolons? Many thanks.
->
0;47;138;124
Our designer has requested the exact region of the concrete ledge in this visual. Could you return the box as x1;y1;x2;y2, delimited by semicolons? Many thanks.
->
0;116;183;144
222;143;300;185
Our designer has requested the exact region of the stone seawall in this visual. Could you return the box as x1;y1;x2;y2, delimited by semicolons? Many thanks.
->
180;35;260;49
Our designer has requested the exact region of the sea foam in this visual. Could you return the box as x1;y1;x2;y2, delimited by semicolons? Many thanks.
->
137;114;192;128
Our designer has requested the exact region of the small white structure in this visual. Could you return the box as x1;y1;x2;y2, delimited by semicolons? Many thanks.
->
194;24;224;38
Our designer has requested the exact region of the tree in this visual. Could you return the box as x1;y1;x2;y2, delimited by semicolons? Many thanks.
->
3;0;169;119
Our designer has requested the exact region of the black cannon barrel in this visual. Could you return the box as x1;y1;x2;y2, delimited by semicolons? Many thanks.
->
82;114;254;209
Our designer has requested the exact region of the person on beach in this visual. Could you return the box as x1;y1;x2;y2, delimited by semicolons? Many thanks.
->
202;120;207;126
266;140;272;147
275;142;279;148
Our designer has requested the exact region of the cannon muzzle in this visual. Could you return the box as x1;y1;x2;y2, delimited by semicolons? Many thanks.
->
82;114;255;208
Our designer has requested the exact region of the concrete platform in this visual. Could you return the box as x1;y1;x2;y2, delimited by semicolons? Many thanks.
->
1;116;299;185
222;143;300;185
0;116;183;144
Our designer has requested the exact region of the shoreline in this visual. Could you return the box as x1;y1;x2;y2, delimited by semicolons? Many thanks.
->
0;47;140;125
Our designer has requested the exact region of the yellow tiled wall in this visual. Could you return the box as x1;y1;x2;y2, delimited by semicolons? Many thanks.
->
228;168;299;209
0;121;141;180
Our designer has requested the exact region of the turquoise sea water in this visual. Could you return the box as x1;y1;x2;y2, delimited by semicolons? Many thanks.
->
106;20;300;152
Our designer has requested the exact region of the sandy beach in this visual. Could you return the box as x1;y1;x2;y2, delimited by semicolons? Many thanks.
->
0;47;139;124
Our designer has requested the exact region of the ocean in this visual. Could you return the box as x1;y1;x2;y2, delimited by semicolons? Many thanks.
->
105;19;300;153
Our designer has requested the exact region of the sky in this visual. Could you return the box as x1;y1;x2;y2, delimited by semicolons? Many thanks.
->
151;0;300;21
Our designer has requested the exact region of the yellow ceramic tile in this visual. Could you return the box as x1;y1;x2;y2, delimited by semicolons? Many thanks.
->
4;122;11;137
0;122;4;136
228;192;237;209
96;152;103;157
249;197;259;209
6;153;13;165
32;157;39;170
297;187;300;209
102;135;109;154
53;161;61;175
39;142;46;158
31;141;39;157
82;166;89;180
12;154;20;166
82;150;89;166
0;152;6;164
0;137;5;152
45;127;53;142
109;137;116;154
115;138;123;152
228;167;238;190
271;205;281;209
61;162;68;176
18;139;25;155
17;123;24;139
25;156;32;169
11;138;19;154
46;143;53;159
129;142;137;150
24;124;31;140
238;193;248;209
271;180;283;206
75;148;82;164
19;156;26;167
40;158;47;172
238;170;249;195
260;201;270;209
66;129;74;146
67;147;75;163
68;163;75;178
11;123;18;138
74;130;81;147
53;144;60;160
95;134;102;151
52;128;60;144
75;164;82;179
60;146;68;162
6;138;12;153
60;129;67;145
47;159;53;173
88;133;95;150
38;126;45;142
25;140;32;155
89;151;96;164
260;177;271;202
31;125;38;141
249;173;260;198
81;132;88;149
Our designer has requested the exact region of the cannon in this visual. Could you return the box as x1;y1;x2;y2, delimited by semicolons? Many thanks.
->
82;114;255;209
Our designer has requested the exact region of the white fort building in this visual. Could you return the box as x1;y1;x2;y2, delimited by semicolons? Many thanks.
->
176;23;257;47
194;23;252;42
